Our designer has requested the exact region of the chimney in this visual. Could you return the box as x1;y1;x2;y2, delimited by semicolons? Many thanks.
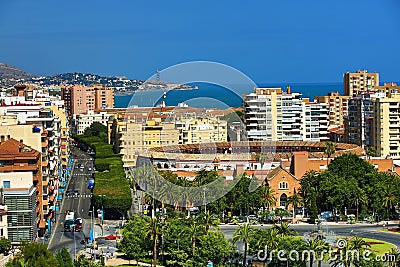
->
291;151;308;178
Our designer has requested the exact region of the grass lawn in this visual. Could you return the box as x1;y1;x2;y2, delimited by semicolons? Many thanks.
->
361;237;397;255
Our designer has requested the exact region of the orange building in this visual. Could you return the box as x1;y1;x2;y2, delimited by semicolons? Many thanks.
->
0;139;42;243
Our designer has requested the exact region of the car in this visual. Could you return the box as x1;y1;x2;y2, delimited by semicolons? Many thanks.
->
105;234;121;240
248;215;258;221
88;167;92;171
73;190;79;196
75;218;83;230
65;191;71;196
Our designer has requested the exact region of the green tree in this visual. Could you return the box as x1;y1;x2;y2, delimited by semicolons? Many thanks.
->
324;141;336;165
197;231;233;266
259;183;276;211
83;122;107;138
145;217;161;266
366;146;377;159
382;186;397;219
118;215;150;264
232;223;254;267
198;211;220;232
272;221;297;236
7;242;59;267
350;187;368;221
286;189;303;219
55;248;73;267
181;219;206;257
304;238;328;267
0;238;11;254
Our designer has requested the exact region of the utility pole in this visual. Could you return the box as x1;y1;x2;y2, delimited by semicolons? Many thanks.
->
203;188;206;214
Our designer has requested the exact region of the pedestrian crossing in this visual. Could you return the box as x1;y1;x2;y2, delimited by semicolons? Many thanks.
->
65;194;93;198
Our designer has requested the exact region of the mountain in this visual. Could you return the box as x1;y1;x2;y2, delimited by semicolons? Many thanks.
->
0;63;36;80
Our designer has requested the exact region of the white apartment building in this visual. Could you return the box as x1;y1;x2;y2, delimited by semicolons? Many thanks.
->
373;89;400;159
244;87;329;142
72;110;111;135
303;101;329;142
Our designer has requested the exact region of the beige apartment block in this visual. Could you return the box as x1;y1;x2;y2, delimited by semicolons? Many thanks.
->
69;84;95;115
344;70;379;97
175;117;227;144
373;90;400;159
115;119;179;167
315;92;349;127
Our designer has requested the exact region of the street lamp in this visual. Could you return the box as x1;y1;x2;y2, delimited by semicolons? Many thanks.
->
99;195;106;236
203;188;206;214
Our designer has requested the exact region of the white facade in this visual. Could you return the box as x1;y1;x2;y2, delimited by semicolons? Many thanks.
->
244;88;329;142
72;110;111;134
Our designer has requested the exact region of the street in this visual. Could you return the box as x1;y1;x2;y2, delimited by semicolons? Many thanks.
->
221;222;400;249
48;147;94;256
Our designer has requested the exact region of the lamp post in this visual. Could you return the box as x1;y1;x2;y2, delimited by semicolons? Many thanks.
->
203;188;206;214
99;195;106;236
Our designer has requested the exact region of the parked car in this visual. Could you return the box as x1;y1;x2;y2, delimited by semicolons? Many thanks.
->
74;190;79;196
65;191;71;196
105;234;121;240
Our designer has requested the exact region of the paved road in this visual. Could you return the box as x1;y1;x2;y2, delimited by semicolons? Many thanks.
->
221;222;400;249
48;147;94;256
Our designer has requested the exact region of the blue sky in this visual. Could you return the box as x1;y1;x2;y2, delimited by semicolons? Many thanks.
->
0;0;399;83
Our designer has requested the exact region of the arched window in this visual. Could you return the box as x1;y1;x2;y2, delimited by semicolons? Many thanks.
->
279;181;289;189
280;193;287;207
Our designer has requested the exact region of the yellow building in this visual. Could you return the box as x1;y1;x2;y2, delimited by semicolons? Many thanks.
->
373;89;400;159
175;117;227;144
344;70;379;96
110;116;179;168
315;92;349;127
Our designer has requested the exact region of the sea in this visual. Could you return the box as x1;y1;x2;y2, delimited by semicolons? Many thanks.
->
114;82;343;109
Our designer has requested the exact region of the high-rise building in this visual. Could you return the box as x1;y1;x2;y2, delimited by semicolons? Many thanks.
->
345;95;376;148
91;84;114;110
302;101;329;142
344;70;379;96
62;84;114;116
315;92;349;127
70;85;95;115
373;89;400;159
243;87;328;142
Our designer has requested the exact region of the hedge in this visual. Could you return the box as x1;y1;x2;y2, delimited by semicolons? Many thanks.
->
74;135;132;211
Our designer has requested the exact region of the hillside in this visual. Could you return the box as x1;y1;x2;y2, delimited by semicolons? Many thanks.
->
0;63;36;80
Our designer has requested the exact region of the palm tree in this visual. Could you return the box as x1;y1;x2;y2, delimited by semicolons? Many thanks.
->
387;247;400;267
366;146;377;160
255;227;280;252
382;186;397;218
304;238;329;267
330;237;371;267
260;184;276;211
199;211;220;232
145;217;161;266
286;189;303;220
181;219;206;257
232;223;254;267
272;221;297;236
350;188;368;221
324;141;336;165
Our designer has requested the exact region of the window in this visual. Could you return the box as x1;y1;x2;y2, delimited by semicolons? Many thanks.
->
3;181;10;189
279;181;288;189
